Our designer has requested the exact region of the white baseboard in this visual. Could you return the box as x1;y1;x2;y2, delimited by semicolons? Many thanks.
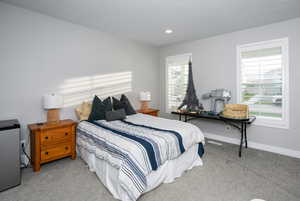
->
205;132;300;159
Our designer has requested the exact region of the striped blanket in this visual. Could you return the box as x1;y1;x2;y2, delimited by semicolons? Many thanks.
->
77;115;204;201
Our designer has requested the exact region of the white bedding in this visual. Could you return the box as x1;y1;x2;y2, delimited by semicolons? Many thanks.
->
77;113;205;201
123;113;204;151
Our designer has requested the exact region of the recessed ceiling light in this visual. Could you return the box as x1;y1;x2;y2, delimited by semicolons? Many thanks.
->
165;29;173;34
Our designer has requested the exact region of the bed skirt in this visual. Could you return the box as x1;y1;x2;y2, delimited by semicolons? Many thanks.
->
77;144;203;201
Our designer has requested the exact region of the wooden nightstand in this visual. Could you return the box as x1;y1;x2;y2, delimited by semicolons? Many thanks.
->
28;119;77;172
137;108;160;117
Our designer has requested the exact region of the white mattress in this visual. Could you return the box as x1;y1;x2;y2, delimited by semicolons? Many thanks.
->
78;143;202;201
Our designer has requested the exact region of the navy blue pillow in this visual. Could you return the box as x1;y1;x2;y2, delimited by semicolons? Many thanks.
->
120;94;136;115
112;94;136;115
88;96;112;121
105;109;126;121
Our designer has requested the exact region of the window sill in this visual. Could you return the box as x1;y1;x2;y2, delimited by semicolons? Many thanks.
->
252;117;289;129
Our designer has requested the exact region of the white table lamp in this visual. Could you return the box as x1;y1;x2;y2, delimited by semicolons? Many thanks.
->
43;93;63;124
140;91;151;110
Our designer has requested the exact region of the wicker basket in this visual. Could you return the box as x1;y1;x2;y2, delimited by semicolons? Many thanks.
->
222;104;249;119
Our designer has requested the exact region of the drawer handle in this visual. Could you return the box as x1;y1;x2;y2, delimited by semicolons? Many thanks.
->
65;133;68;136
45;136;49;140
45;151;49;155
65;147;69;150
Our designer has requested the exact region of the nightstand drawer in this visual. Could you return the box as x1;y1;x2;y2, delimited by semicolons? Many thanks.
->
41;143;71;161
41;127;71;145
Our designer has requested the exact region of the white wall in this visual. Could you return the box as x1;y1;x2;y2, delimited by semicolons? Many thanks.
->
159;18;300;153
0;2;159;144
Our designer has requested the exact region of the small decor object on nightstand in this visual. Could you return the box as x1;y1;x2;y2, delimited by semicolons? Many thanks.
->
43;93;64;124
28;119;77;172
140;91;151;110
137;108;159;117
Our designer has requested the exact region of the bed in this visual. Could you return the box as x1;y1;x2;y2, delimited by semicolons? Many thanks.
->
76;113;205;201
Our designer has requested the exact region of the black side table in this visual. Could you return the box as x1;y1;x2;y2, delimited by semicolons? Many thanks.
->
172;111;256;157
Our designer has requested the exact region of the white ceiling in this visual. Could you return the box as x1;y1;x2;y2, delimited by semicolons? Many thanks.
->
2;0;300;46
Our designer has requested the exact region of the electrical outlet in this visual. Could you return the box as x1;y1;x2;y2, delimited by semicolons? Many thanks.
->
225;124;231;131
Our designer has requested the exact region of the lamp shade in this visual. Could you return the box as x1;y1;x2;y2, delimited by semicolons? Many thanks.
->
140;91;151;101
43;93;63;109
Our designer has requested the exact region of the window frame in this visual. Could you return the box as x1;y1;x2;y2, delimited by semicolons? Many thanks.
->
236;38;289;129
165;53;192;113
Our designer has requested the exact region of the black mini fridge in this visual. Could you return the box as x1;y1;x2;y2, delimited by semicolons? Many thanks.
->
0;119;21;191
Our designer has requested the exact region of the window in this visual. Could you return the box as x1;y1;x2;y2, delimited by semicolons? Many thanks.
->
166;54;191;112
237;38;289;128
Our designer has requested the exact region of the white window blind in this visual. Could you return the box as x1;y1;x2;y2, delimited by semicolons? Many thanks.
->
166;54;191;112
237;38;289;128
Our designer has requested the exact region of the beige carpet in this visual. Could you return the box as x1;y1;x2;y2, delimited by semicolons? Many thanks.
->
1;140;300;201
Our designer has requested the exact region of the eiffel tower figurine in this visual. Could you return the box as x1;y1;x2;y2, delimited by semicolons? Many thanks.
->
178;57;203;112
